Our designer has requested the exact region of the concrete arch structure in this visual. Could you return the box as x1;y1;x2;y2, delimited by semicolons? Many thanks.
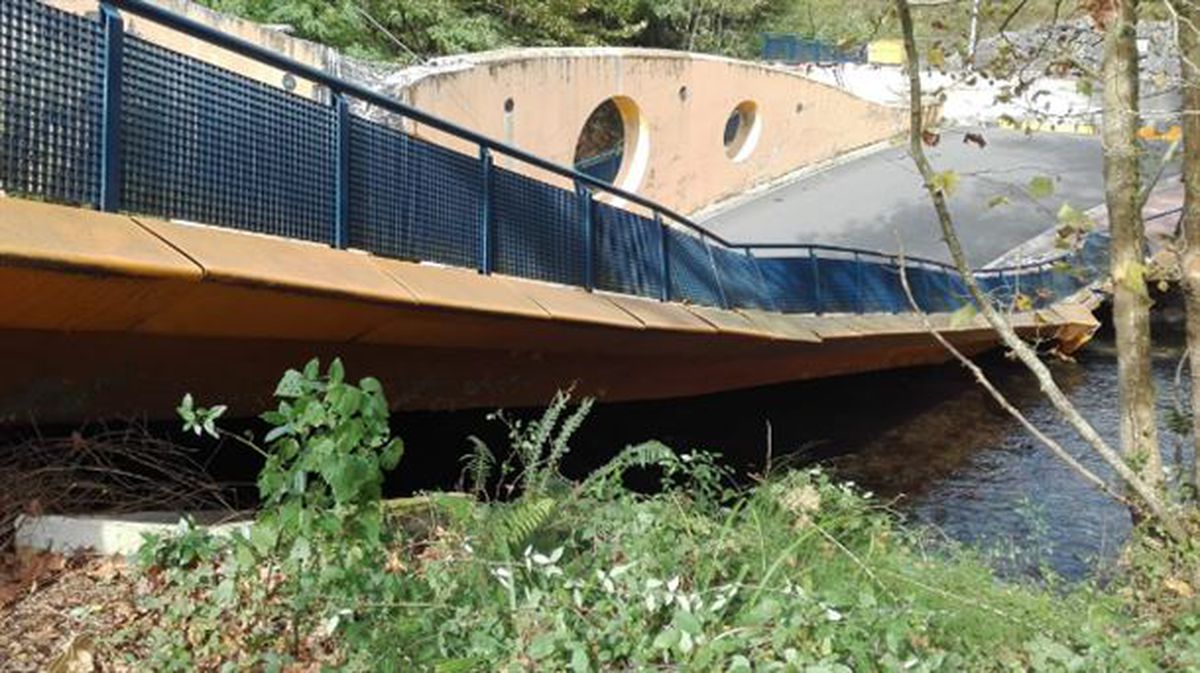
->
393;48;908;214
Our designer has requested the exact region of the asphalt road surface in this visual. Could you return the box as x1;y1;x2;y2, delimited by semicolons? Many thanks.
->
701;128;1113;267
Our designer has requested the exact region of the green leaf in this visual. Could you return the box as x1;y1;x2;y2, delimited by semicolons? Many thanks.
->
528;633;556;660
178;393;195;420
1027;175;1055;199
263;424;291;444
931;170;960;197
328;455;375;504
328;358;345;385
653;627;681;650
360;376;383;395
675;610;702;636
275;369;306;398
927;44;945;69
303;358;321;380
1056;202;1092;229
986;195;1010;209
569;646;589;673
380;438;405;471
949;302;978;328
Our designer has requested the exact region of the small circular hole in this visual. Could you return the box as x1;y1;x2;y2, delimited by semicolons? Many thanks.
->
795;102;804;113
678;85;689;102
503;97;515;113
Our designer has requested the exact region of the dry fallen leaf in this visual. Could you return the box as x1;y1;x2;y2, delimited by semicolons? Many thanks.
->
47;633;95;673
1164;577;1195;599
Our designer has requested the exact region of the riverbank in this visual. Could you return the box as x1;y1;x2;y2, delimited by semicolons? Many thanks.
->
3;359;1199;671
3;461;1198;671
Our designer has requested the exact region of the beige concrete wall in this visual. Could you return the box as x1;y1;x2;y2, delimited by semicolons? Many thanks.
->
49;0;332;99
399;48;908;214
42;2;905;216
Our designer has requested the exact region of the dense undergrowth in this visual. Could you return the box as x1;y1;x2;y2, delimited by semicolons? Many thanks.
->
112;360;1200;671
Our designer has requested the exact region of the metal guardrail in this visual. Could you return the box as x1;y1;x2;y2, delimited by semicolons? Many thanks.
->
0;0;1106;318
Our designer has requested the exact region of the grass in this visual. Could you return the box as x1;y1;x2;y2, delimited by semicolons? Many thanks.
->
82;360;1200;670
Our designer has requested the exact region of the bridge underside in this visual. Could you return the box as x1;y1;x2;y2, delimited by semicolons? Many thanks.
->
0;198;1097;424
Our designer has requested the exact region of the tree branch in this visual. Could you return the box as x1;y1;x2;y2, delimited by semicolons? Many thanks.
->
894;0;1183;540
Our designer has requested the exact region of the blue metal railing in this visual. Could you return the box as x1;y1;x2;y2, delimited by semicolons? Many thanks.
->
761;34;866;65
0;0;1106;319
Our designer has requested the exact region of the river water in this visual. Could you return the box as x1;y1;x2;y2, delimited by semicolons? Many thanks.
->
390;298;1190;582
825;324;1190;581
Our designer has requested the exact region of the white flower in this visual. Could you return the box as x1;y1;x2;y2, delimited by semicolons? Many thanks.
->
492;566;514;590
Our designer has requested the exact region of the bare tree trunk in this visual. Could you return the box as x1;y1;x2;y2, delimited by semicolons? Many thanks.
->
893;0;1183;539
1102;0;1164;489
1174;0;1200;491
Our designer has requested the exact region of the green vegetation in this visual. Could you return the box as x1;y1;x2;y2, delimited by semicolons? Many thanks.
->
113;360;1200;671
196;0;1084;62
198;0;789;61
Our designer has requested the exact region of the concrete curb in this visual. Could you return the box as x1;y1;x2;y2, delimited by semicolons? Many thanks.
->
15;511;252;556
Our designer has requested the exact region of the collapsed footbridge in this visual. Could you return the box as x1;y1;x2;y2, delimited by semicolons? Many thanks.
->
0;0;1103;423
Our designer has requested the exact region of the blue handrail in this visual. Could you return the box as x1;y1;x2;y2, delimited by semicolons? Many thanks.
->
103;0;727;245
0;0;1110;318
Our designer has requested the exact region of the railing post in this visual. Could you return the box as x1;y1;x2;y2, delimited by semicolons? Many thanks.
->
704;234;730;309
892;254;902;311
578;183;595;291
479;146;494;274
98;3;124;212
333;92;349;248
746;247;777;312
854;251;865;313
809;247;822;315
656;212;671;302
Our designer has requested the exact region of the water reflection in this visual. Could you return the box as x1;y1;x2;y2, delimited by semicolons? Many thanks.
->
390;304;1190;581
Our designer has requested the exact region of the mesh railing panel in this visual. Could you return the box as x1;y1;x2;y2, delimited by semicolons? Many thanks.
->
711;246;774;311
0;0;103;206
492;166;585;286
666;227;724;308
121;35;335;242
859;262;908;313
813;258;863;313
594;201;664;299
756;257;818;313
0;0;1115;322
348;118;481;268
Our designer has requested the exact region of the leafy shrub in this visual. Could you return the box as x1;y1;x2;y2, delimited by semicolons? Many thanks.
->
118;361;1194;672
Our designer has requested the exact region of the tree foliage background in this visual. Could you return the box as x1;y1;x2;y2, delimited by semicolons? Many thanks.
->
197;0;1092;63
198;0;787;61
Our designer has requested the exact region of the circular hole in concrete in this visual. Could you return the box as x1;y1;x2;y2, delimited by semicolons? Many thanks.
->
573;96;649;193
678;85;690;102
503;97;515;113
723;100;762;163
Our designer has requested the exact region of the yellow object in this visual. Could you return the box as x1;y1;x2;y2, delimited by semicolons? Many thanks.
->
868;40;906;65
997;117;1098;136
1137;124;1182;142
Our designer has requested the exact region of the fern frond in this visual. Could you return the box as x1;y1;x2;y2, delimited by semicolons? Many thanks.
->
493;496;557;552
535;396;593;494
459;435;495;499
522;390;569;472
577;440;678;497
